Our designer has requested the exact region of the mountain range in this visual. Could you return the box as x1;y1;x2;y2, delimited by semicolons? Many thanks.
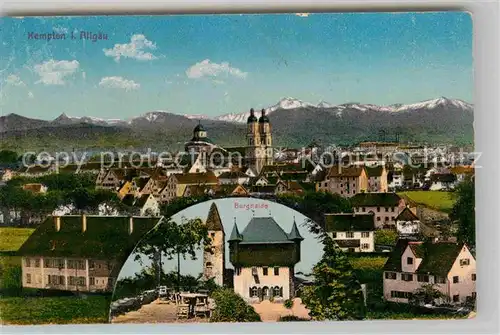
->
0;97;474;151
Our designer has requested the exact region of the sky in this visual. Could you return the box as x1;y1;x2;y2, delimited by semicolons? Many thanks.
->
0;12;473;120
118;198;324;279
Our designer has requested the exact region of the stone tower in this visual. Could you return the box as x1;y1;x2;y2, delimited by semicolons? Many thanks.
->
203;202;225;286
245;108;273;174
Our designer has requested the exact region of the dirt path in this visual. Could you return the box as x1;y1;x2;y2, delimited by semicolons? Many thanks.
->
111;299;209;324
251;298;311;322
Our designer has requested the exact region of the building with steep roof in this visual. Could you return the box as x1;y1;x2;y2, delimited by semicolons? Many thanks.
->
324;213;376;252
18;215;160;292
351;192;416;229
383;241;476;305
396;207;421;236
316;165;369;197
228;216;303;302
202;203;226;286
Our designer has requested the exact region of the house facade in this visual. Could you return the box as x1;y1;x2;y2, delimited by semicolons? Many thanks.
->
396;207;421;236
229;217;303;303
18;215;160;293
325;213;375;252
365;165;388;193
317;166;368;197
351;193;414;229
383;240;476;305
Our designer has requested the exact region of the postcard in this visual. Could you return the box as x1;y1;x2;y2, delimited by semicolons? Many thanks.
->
0;12;475;325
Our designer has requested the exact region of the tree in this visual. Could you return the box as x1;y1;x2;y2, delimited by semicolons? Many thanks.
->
133;217;209;291
283;299;294;316
450;176;475;247
210;288;261;322
301;233;366;321
374;229;398;246
409;283;448;306
0;150;19;164
277;191;352;234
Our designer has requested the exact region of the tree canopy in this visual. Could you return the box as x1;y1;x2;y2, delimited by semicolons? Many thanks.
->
301;233;366;321
450;176;475;247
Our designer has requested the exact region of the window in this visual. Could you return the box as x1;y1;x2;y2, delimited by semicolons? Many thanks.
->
352;183;355;187
472;273;476;281
34;259;40;267
472;292;477;299
331;232;337;238
377;217;381;221
390;291;412;299
263;267;268;276
26;273;32;284
24;258;30;267
362;207;366;212
377;207;381;212
401;273;413;281
436;276;446;284
346;232;354;238
385;207;389;212
453;295;460;302
407;257;413;265
361;243;370;250
274;267;279;276
453;276;459;284
90;277;95;285
250;286;258;297
385;217;389;221
210;232;216;239
89;261;95;270
385;272;397;280
206;262;213;268
460;259;470;266
340;184;343;187
273;286;281;297
361;232;370;238
353;190;356;194
391;208;395;212
417;274;429;283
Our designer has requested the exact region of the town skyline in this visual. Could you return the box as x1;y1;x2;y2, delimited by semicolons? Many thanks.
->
1;12;472;120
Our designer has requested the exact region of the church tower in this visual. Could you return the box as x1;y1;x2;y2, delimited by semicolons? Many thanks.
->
203;202;225;286
245;108;273;174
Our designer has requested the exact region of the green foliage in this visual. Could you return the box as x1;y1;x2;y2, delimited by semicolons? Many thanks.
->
283;299;294;310
0;265;22;296
278;315;309;322
374;230;398;246
301;234;366;321
450;177;475;247
160;195;211;218
210;288;261;322
0;150;19;164
277;191;352;234
409;283;449;306
0;295;111;325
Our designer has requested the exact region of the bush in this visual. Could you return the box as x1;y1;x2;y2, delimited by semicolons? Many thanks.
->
210;288;261;322
278;315;309;322
375;230;398;246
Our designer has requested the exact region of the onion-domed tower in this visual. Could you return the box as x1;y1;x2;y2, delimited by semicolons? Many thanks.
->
245;108;273;174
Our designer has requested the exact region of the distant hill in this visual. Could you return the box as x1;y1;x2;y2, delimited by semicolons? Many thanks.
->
0;97;473;151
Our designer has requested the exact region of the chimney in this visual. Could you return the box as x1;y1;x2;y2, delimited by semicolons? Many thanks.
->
82;214;87;232
54;216;61;232
129;216;134;235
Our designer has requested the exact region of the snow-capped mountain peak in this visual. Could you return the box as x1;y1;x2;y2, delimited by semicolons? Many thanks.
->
267;97;314;112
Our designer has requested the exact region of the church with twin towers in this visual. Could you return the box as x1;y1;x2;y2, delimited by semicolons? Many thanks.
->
184;108;274;174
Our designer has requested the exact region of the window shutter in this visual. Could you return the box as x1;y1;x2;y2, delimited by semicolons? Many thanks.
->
257;287;262;298
280;287;283;297
249;287;252;297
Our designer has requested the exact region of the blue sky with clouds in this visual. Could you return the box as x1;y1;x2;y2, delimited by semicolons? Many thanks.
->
0;12;472;120
119;198;323;279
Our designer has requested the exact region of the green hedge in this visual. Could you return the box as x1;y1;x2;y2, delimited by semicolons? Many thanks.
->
210;288;261;322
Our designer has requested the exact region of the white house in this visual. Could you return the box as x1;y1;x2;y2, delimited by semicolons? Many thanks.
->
324;213;375;252
383;240;476;305
396;208;420;236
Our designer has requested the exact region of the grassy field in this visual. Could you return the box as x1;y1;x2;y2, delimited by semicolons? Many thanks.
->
0;227;35;252
0;296;111;325
398;191;455;213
